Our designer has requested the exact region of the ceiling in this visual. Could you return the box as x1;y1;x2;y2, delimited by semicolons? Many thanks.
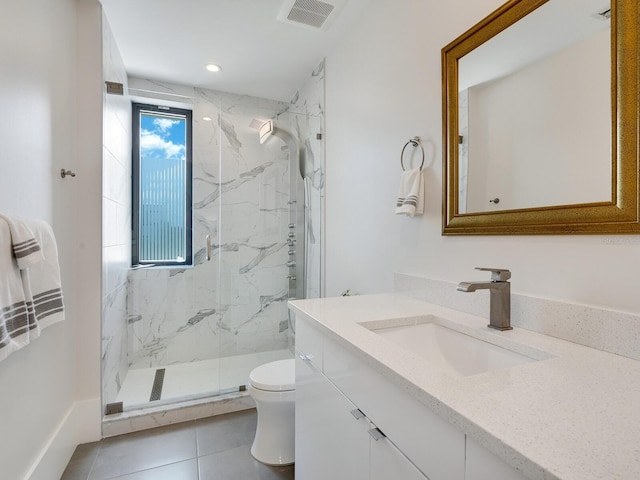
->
99;0;371;102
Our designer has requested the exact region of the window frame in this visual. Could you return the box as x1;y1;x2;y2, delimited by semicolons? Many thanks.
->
131;102;193;267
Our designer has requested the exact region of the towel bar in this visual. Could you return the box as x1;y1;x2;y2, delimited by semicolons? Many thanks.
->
400;137;425;171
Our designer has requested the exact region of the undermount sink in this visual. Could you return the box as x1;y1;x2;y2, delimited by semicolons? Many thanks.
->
360;315;551;376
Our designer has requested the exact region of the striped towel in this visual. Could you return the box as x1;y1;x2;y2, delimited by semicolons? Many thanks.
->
0;214;45;269
395;168;424;217
0;217;65;362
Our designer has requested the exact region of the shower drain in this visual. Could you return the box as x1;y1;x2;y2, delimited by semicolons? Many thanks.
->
149;368;166;401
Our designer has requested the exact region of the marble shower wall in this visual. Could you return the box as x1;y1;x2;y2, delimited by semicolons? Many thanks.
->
127;78;293;369
101;13;132;407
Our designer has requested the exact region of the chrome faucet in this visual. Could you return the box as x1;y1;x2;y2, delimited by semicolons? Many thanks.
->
457;267;512;331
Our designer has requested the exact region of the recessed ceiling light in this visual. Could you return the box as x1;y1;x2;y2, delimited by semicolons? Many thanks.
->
205;63;221;73
203;117;212;122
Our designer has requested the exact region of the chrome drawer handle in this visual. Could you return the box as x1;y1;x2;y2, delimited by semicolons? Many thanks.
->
368;428;386;441
298;353;312;362
350;409;366;420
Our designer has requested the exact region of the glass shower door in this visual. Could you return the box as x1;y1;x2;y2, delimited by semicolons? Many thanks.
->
116;95;224;411
216;100;294;392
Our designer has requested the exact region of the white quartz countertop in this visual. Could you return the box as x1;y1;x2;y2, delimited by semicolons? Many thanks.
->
288;294;640;480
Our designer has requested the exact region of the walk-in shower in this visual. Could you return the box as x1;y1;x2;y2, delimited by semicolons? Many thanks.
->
101;63;324;430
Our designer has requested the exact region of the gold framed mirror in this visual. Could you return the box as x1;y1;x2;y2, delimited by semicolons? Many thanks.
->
442;0;639;235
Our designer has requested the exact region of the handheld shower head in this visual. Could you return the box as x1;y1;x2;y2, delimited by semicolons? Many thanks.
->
258;120;274;144
256;119;311;180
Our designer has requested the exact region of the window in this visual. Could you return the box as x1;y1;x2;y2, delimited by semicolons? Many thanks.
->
132;103;193;266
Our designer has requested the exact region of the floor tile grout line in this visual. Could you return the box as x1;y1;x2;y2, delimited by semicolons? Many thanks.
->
67;410;263;480
87;426;201;480
195;421;202;479
99;458;200;480
85;441;104;480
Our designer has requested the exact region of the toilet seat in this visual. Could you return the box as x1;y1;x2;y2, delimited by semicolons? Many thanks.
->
249;359;295;392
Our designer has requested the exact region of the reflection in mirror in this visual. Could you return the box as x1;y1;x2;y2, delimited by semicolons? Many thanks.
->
458;0;611;213
442;0;640;235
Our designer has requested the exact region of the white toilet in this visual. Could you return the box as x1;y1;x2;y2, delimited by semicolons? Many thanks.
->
248;358;295;466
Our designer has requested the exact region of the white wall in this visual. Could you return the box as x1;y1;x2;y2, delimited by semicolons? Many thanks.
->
324;0;640;315
0;0;100;478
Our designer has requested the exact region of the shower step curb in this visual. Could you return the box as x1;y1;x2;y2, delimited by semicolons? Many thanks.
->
101;390;256;438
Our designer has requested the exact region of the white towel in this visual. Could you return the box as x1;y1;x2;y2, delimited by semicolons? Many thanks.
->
0;214;45;269
0;221;34;359
395;168;424;217
25;220;65;327
0;217;65;362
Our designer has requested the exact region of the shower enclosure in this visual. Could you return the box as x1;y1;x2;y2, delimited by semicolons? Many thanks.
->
101;63;324;420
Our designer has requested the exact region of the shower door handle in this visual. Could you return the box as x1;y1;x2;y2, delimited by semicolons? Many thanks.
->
206;235;212;261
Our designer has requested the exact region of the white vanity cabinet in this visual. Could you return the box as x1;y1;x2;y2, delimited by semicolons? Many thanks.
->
296;350;429;480
465;437;527;480
294;312;527;480
295;315;443;480
295;350;370;480
322;329;465;480
369;433;431;480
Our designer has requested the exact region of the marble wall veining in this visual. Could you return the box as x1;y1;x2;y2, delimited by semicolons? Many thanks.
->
125;71;323;371
101;13;132;408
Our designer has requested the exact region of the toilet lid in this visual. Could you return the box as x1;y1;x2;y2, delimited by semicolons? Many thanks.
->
249;359;295;392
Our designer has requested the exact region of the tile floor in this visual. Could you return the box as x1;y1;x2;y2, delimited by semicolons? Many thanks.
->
61;409;294;480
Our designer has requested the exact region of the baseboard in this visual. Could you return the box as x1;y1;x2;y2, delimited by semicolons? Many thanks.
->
26;398;101;480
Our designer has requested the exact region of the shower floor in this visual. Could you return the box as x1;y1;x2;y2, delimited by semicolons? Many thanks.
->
116;349;293;409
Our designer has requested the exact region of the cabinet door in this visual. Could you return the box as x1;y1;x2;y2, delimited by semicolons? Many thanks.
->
323;330;465;480
294;313;323;370
465;437;527;480
370;432;429;480
295;351;370;480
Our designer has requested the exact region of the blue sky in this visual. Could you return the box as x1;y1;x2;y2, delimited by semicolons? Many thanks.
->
140;113;186;162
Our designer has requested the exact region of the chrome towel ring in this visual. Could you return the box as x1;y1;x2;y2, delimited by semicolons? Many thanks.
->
400;136;425;171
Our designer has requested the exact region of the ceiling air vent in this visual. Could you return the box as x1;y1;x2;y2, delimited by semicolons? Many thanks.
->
278;0;346;30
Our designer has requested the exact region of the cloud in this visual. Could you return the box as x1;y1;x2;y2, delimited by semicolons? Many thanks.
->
140;129;185;159
153;117;180;132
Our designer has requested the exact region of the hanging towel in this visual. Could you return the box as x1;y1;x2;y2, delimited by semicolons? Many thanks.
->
395;168;424;217
0;214;45;269
0;220;35;359
0;217;65;362
24;219;65;327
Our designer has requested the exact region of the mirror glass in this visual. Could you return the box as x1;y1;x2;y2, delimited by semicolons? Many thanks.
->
442;0;640;235
458;0;611;213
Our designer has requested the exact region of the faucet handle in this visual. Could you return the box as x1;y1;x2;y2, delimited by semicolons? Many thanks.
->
475;267;511;282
